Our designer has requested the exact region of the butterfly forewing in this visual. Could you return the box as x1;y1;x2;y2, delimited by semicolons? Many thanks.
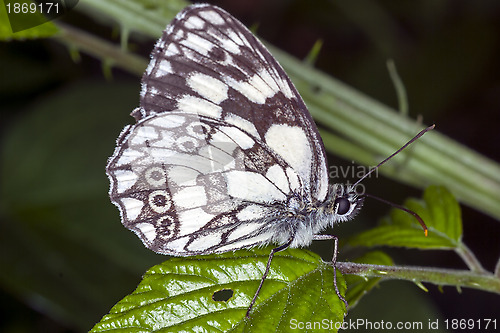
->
106;4;330;255
138;4;328;202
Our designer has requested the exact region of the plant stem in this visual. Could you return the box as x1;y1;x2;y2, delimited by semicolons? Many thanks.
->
55;23;147;77
337;261;500;294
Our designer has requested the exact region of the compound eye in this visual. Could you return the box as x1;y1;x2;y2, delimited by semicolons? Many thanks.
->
335;197;351;215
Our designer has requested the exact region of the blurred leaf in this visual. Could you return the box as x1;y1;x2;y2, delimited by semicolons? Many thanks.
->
90;248;346;332
349;186;462;249
345;251;393;308
0;80;164;330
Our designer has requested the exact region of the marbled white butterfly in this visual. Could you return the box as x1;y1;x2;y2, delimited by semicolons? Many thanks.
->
106;3;429;317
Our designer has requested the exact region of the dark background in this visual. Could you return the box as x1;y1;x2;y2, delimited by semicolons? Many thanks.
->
1;0;499;331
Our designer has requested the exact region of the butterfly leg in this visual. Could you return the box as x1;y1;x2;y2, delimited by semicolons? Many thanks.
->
312;234;349;310
246;238;293;318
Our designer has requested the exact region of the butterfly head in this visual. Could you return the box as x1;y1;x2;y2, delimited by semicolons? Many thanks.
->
323;183;364;223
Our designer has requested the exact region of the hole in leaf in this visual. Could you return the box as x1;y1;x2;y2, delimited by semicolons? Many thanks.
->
212;289;234;302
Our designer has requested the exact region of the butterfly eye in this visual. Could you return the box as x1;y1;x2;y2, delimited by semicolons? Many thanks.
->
335;197;351;215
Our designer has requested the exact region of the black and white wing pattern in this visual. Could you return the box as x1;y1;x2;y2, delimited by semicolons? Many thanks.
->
136;4;329;202
106;4;345;256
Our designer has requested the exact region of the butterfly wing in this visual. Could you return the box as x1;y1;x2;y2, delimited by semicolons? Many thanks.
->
137;4;328;202
106;4;330;255
107;112;308;254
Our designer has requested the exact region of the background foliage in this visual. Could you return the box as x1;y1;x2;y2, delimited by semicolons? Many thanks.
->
1;0;500;331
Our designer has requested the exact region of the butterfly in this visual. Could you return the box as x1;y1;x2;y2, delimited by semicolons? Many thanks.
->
106;3;427;317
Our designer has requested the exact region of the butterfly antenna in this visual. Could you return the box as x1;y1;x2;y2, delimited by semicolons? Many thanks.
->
362;193;428;236
352;124;435;188
352;124;434;236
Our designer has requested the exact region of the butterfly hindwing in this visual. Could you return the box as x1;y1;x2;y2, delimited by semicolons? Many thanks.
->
107;111;310;255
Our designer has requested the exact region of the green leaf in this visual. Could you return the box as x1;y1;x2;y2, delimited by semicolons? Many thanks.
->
344;251;393;308
349;186;462;249
90;247;347;332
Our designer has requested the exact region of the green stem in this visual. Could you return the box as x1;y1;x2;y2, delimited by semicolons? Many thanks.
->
337;261;500;294
55;23;147;76
386;59;408;116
